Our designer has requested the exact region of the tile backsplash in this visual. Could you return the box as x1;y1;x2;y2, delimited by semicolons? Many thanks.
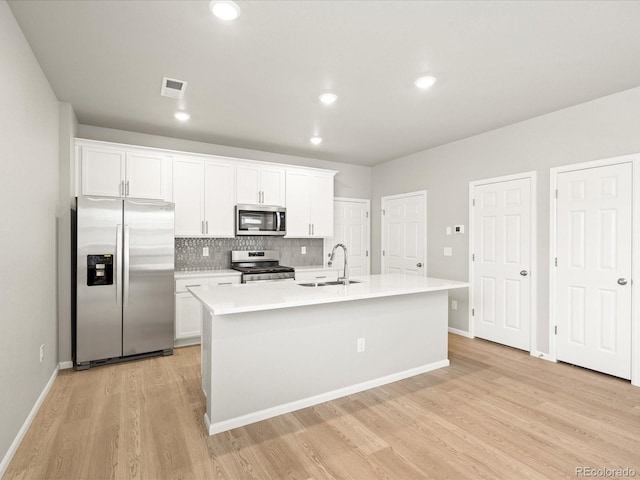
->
175;237;325;271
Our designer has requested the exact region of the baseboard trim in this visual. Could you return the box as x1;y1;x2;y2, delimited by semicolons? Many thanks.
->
0;365;59;478
59;361;73;370
206;359;450;435
530;350;557;362
174;337;201;348
448;327;473;338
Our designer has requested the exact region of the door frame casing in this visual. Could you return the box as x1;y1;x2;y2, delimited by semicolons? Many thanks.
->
323;197;371;275
468;171;537;354
550;154;640;387
381;190;428;276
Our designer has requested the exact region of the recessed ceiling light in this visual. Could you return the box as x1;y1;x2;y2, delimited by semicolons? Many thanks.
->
210;1;241;21
414;76;437;89
174;112;191;122
310;136;323;145
319;93;337;105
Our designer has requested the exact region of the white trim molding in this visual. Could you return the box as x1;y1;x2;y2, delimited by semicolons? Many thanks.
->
0;366;59;478
58;361;73;370
468;171;537;352
448;327;473;338
549;153;640;387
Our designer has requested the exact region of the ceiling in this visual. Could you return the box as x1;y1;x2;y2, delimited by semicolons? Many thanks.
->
8;1;640;166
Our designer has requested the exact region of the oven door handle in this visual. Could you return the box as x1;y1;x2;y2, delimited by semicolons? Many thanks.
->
243;278;295;284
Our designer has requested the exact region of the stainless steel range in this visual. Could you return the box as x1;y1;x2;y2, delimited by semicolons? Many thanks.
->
231;250;295;283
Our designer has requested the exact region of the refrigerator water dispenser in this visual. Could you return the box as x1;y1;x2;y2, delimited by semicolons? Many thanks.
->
87;254;113;286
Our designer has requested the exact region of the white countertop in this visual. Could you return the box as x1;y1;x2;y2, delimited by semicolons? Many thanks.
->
175;269;240;279
188;273;468;315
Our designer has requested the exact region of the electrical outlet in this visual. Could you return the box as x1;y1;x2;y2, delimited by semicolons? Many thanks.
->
301;246;306;254
357;337;365;353
454;225;465;234
39;344;44;363
203;247;209;257
451;300;458;310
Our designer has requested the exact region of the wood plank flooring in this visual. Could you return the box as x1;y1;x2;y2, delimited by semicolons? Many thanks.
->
4;334;640;479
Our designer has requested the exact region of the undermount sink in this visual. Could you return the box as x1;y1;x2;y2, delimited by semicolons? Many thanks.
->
298;280;362;287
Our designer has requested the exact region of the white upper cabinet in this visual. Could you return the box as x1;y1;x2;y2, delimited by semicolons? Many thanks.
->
285;168;336;238
236;165;285;206
203;161;235;237
173;156;235;237
173;157;205;236
78;141;169;200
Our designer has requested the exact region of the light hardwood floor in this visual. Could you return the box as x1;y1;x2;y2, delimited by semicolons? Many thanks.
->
4;334;640;480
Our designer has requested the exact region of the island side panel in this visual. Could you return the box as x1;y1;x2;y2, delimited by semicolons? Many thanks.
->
204;290;448;434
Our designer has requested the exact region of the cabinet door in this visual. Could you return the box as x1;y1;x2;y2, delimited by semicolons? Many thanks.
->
204;161;235;237
173;158;205;236
125;151;165;200
81;146;124;197
285;171;311;237
236;165;260;204
260;167;285;206
295;269;340;282
309;174;334;237
175;292;202;339
208;275;241;286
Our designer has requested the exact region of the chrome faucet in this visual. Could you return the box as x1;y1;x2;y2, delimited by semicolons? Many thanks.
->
329;243;349;285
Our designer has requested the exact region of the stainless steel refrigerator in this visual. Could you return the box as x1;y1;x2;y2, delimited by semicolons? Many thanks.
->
74;196;174;369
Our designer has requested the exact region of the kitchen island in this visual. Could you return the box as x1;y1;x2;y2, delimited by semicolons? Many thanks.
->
188;273;468;435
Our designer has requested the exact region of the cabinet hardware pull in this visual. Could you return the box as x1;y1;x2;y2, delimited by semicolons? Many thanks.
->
206;221;209;234
202;221;205;234
125;181;129;196
185;284;202;288
218;282;232;285
312;224;314;235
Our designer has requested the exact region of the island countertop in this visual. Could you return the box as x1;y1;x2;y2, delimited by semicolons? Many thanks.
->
188;273;468;315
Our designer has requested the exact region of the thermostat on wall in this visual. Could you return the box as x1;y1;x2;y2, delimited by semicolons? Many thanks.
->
454;225;465;234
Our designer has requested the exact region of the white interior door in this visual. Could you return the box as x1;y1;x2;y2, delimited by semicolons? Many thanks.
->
381;191;426;276
324;198;370;276
472;176;532;351
555;163;632;379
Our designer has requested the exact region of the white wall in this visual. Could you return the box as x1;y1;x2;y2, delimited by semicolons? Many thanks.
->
372;86;640;354
0;0;60;469
78;125;372;200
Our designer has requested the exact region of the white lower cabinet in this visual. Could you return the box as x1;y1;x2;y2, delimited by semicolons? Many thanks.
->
174;274;241;343
295;267;341;282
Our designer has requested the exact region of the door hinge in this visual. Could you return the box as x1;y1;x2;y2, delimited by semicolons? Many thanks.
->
555;189;558;199
554;257;558;267
382;209;385;215
366;250;369;257
366;211;369;218
472;198;475;207
472;253;475;261
555;325;557;335
383;250;385;256
471;308;475;316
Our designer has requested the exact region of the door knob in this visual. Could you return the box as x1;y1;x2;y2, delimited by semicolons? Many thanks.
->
416;263;423;267
618;278;628;286
520;270;528;276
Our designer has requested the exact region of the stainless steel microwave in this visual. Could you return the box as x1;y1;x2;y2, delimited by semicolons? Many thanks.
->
236;205;286;236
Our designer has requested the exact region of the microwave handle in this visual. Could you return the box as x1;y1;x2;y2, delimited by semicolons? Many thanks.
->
276;212;282;232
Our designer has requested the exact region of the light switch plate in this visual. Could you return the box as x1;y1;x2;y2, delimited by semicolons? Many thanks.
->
446;226;452;236
301;246;306;254
203;247;209;257
444;247;452;256
451;300;458;310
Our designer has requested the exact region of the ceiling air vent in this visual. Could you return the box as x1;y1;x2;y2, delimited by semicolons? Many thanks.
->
160;77;187;99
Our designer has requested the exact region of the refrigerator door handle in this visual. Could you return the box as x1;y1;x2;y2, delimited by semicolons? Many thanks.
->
124;225;130;306
116;224;123;307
